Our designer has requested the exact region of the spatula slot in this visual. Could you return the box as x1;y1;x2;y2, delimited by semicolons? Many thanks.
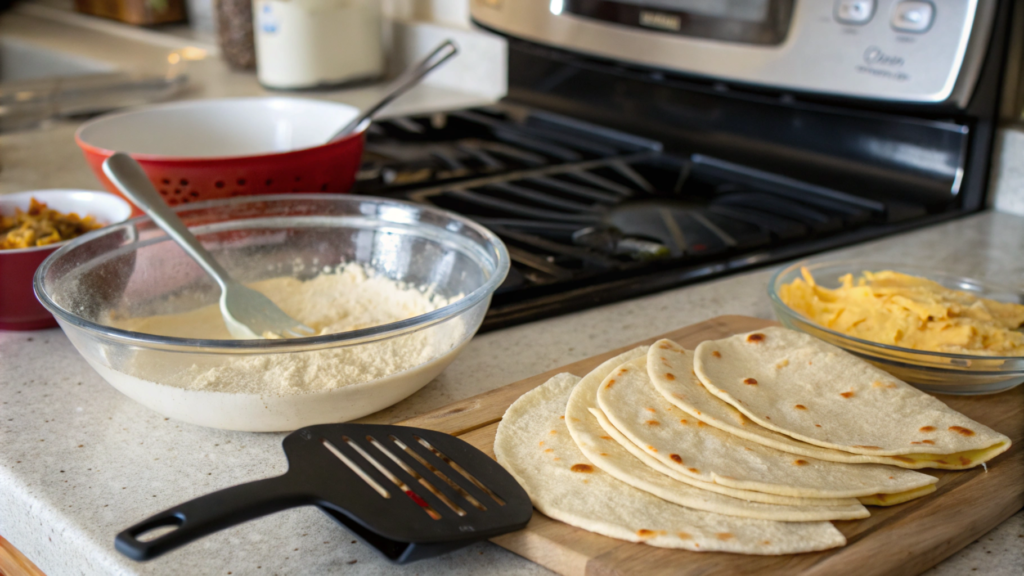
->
413;435;507;506
390;435;488;512
367;436;468;517
134;518;183;542
342;436;443;520
322;439;391;499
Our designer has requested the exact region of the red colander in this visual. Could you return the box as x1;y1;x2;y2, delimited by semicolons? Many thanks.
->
74;97;367;215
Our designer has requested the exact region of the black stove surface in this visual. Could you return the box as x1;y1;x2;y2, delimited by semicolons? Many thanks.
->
351;105;939;332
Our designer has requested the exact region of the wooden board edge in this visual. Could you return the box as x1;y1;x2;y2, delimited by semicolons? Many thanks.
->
0;535;45;576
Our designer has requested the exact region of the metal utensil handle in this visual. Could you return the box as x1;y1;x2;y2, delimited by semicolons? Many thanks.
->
327;40;459;142
114;474;309;561
102;152;234;291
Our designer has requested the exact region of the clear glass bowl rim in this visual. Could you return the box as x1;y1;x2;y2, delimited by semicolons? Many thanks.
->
33;193;510;353
768;258;1024;364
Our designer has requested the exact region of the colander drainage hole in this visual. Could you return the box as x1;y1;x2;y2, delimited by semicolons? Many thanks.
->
180;179;189;186
265;179;273;186
174;189;182;195
237;178;247;186
161;178;170;185
159;189;169;196
215;181;225;188
321;183;328;191
190;191;199;198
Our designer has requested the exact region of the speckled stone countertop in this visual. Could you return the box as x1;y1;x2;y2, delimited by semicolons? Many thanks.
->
2;8;1023;576
3;212;1022;576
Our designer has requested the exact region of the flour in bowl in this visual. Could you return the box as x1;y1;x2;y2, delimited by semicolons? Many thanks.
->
110;264;464;395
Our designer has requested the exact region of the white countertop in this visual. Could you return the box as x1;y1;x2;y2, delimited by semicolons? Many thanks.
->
1;9;1022;576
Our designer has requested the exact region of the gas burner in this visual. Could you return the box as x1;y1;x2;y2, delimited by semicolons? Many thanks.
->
355;106;660;193
352;106;931;331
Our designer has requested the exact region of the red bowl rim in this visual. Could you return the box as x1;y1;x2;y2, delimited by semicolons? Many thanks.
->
74;99;368;164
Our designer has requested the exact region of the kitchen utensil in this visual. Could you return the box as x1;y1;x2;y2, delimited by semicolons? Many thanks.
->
254;0;383;89
327;40;459;142
75;97;366;211
103;153;314;339
0;189;131;331
399;315;1024;576
33;194;510;431
769;260;1024;395
115;423;533;563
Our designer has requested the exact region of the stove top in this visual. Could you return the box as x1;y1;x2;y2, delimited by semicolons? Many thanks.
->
351;105;939;332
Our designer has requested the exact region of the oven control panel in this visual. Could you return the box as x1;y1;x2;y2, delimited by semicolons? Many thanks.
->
471;0;997;107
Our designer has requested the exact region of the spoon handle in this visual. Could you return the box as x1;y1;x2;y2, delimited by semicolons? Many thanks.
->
328;40;459;142
102;152;234;291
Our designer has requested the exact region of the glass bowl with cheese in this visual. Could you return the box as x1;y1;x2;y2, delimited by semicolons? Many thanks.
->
769;260;1024;395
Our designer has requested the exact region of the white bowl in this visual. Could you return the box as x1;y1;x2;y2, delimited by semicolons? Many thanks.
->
75;97;361;159
0;189;133;253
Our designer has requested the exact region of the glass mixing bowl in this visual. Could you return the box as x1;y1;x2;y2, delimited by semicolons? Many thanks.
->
34;194;509;431
769;259;1024;395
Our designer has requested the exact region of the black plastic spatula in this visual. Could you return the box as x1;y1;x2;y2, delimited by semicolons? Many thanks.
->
115;424;533;564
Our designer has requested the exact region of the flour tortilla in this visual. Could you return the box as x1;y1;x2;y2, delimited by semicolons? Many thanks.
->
598;358;937;498
494;372;847;554
566;348;869;521
693;327;1012;468
649;340;928;468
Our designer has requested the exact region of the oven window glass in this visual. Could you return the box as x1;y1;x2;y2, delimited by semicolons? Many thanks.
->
562;0;793;45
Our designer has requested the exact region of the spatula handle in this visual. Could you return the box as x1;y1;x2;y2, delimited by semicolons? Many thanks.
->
115;474;309;561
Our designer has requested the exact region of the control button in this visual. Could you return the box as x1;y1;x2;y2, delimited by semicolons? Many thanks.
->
892;1;934;32
835;0;876;25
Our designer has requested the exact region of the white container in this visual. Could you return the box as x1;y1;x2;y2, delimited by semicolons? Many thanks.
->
253;0;384;90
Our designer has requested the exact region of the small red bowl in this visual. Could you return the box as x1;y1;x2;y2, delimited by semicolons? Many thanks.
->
75;97;366;214
0;190;132;331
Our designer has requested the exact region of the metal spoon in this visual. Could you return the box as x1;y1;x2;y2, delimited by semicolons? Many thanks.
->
102;153;315;340
327;40;459;142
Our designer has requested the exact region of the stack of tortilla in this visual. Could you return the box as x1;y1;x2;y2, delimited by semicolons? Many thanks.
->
494;326;1011;555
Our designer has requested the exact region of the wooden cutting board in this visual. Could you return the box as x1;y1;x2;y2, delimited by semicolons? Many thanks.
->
398;315;1024;576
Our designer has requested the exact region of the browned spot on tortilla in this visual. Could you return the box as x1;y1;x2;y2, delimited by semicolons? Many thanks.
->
670;454;683;464
716;533;734;541
910;441;922;445
776;359;789;369
762;540;771;545
743;378;758;385
569;417;580;422
665;373;676;381
875;493;888;502
559;415;565;419
658;343;670;350
549;430;557;435
618;368;629;375
696;421;706;427
936;459;948;465
647;446;657;452
645;420;660;426
764;416;770;420
679;419;688;425
600;435;612;440
922;439;934;445
538;441;544;446
553;458;560;461
794;404;807;410
793;459;808;466
695;410;702;415
645;407;656;413
543;448;553;453
919;426;936;432
949;426;975;436
694;543;700;549
712;351;721;358
840;391;855;398
687;467;699;473
677;532;692;540
808;361;812;365
872;380;897;389
672;392;685;400
853;445;881;450
815;424;822;427
746;333;765;343
605;379;616;389
959;456;971;466
636;529;664;539
889;476;894;479
599;453;608;456
570;464;593;473
893;456;915;464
